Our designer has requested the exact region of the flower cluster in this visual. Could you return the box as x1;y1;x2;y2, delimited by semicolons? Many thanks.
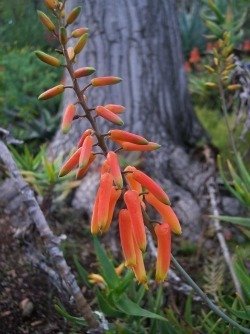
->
37;0;181;285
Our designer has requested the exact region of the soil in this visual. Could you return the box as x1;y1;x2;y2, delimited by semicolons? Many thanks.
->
0;211;91;334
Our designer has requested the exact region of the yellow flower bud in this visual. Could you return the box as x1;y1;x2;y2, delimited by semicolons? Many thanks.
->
74;33;88;55
66;6;81;25
37;10;55;31
34;51;61;67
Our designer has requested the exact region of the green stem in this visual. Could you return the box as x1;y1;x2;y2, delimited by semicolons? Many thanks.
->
171;255;250;334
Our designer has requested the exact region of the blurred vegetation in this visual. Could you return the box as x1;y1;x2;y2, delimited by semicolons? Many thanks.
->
0;0;62;148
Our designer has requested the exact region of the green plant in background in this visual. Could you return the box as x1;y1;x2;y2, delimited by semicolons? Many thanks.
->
0;48;62;145
178;2;207;59
204;32;250;231
202;0;248;45
10;145;79;205
0;0;52;48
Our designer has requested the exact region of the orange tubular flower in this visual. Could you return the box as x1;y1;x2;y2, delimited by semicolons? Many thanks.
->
91;190;100;235
102;187;121;232
124;166;145;209
119;142;161;151
61;104;76;134
91;76;122;87
100;159;110;174
109;130;148;145
74;67;96;78
118;209;136;267
104;104;125;114
132;241;148;286
59;147;81;177
38;84;64;100
77;129;93;148
154;223;171;282
97;173;114;230
76;153;96;180
132;170;170;205
79;135;94;169
145;193;181;234
96;106;124;126
107;151;123;189
124;190;147;252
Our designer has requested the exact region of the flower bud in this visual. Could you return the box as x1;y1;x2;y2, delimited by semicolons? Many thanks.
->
35;51;60;67
124;166;145;209
91;191;100;235
227;84;241;91
107;151;123;189
38;84;64;100
74;67;96;78
100;159;110;174
132;242;147;286
205;82;217;88
67;47;75;61
97;173;114;230
59;147;81;177
91;76;122;87
132;170;170;205
76;153;96;180
96;106;124;126
61;104;76;134
77;129;93;148
145;193;181;234
71;27;89;38
155;223;171;282
104;104;125;114
124;190;146;252
103;187;122;232
119;209;137;267
109;130;148;145
59;27;67;45
44;0;59;10
79;135;94;169
66;6;81;25
37;10;55;31
74;33;88;55
119;142;161;151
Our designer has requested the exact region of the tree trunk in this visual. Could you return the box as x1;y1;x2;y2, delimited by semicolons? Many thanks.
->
49;0;212;238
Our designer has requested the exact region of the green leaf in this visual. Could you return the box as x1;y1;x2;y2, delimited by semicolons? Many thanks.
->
93;236;120;288
113;270;134;295
113;294;167;321
210;215;250;228
184;294;193;325
96;290;123;317
73;254;91;288
229;307;250;321
55;303;86;326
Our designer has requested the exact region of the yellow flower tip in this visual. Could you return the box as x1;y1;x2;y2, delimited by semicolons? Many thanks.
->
58;169;66;177
155;273;167;283
88;273;105;284
61;126;70;134
115;262;125;276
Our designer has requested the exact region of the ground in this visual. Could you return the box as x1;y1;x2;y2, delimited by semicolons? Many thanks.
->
0;213;82;334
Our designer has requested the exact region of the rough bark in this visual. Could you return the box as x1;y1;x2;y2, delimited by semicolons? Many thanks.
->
48;0;211;237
